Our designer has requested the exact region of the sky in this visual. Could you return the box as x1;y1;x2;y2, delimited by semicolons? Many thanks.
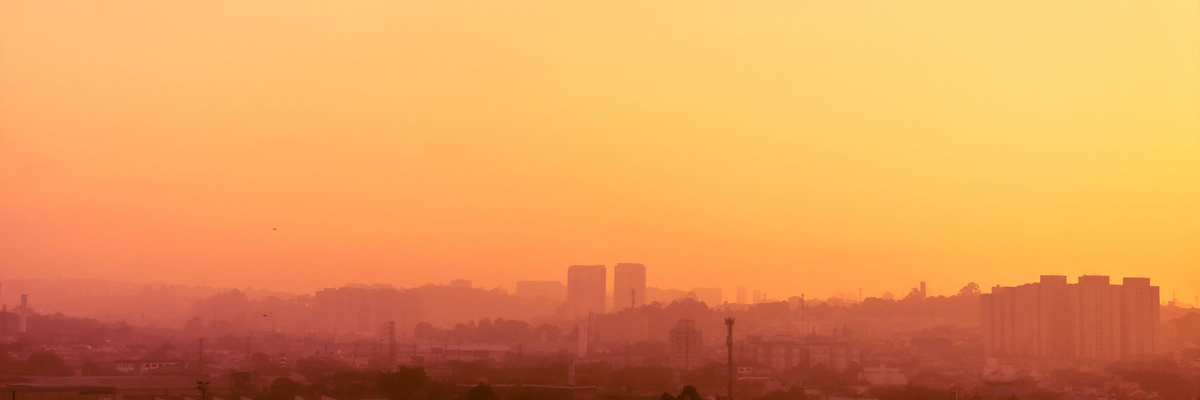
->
1;0;1198;302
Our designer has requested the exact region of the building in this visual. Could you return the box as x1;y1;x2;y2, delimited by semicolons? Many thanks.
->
449;279;472;289
1037;275;1075;358
567;265;606;316
981;275;1159;360
592;311;649;344
1120;277;1159;358
737;286;748;304
313;285;423;333
18;294;28;334
860;365;908;386
1076;275;1120;359
669;319;703;370
112;360;185;375
741;335;860;373
516;281;566;301
612;263;646;310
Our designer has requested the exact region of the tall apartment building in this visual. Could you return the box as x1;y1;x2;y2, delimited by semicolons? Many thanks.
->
1121;278;1160;357
18;294;28;334
613;263;646;310
313;285;423;333
567;265;606;316
1075;275;1121;359
981;275;1158;360
669;319;703;370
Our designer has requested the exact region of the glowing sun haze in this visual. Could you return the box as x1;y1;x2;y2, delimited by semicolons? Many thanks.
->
1;0;1197;300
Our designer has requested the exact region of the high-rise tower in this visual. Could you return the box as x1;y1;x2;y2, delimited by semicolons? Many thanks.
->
613;263;646;310
567;265;606;316
18;294;28;334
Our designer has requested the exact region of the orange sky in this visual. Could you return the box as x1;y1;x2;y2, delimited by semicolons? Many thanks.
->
1;0;1198;302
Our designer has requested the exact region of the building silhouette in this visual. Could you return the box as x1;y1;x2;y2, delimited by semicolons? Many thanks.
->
313;285;422;333
18;294;28;334
613;263;646;310
981;275;1159;360
669;319;702;370
593;311;649;343
567;265;606;316
1120;277;1159;357
741;335;859;373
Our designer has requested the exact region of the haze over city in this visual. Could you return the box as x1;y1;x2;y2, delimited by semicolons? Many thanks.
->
1;1;1199;400
2;0;1198;300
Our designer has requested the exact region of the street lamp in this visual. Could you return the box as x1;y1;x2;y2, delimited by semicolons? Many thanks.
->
196;380;210;400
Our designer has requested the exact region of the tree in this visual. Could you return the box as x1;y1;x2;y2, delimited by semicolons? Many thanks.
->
465;383;498;400
0;351;16;375
295;355;351;381
1170;312;1200;345
265;377;306;400
146;343;176;360
184;317;205;332
755;387;807;400
957;282;981;298
378;366;429;399
414;322;436;340
25;351;71;376
678;385;703;400
427;383;451;400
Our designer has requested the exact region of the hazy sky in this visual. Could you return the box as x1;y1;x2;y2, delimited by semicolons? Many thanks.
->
2;0;1197;301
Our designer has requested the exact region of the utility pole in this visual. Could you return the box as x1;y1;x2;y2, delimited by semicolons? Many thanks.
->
244;336;252;370
387;321;397;366
196;380;210;400
725;317;735;400
197;338;205;374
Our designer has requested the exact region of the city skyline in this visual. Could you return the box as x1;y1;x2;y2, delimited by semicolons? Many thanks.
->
1;0;1198;398
2;267;1193;311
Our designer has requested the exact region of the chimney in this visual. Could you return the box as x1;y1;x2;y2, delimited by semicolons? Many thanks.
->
19;294;28;334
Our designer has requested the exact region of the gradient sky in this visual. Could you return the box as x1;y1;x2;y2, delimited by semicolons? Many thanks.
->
2;0;1198;302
